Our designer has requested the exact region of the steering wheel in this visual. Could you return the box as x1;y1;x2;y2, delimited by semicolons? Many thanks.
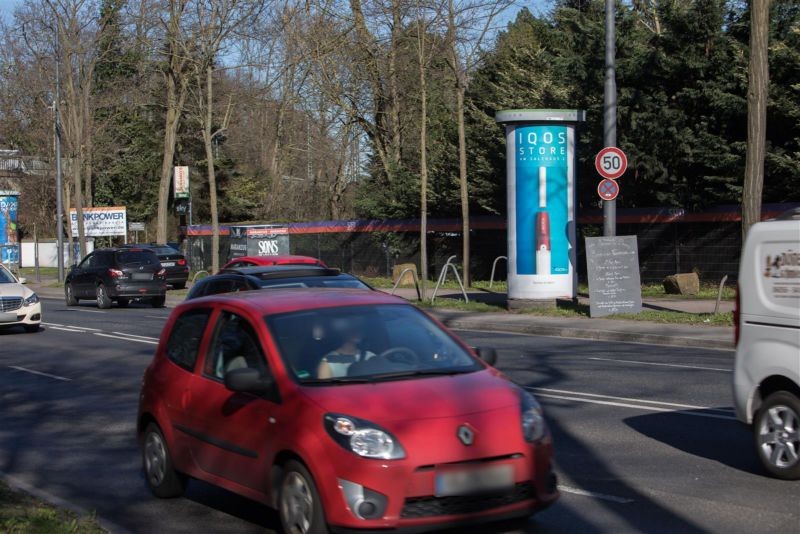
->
378;347;419;366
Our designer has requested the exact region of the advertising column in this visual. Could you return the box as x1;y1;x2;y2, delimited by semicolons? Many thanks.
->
495;110;585;306
0;191;19;265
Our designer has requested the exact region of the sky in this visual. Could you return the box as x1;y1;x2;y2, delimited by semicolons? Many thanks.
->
0;0;23;22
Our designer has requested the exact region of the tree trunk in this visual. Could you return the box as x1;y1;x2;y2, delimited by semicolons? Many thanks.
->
203;65;220;274
418;49;428;300
742;0;770;240
455;82;470;286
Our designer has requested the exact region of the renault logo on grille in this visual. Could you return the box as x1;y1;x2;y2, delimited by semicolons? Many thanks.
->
457;425;474;446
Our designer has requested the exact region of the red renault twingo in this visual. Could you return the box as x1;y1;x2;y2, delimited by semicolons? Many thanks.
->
138;289;558;533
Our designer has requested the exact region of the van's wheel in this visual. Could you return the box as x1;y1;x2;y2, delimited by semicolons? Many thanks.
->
65;283;78;306
754;391;800;480
279;460;327;534
142;423;187;498
96;284;112;309
151;296;166;308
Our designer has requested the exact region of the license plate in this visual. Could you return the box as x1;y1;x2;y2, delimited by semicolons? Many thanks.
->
161;262;175;267
0;312;18;323
435;464;514;497
132;273;153;281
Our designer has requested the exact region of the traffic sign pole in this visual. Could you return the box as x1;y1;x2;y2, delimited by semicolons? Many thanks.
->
604;0;617;237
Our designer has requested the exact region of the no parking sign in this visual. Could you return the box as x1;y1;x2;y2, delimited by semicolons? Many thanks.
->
597;178;620;201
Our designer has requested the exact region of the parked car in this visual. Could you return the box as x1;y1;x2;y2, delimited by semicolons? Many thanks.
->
122;243;189;289
65;248;168;309
0;264;41;333
185;265;371;300
733;209;800;480
138;289;558;532
221;254;326;270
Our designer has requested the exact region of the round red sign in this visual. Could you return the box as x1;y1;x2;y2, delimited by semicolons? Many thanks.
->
595;147;628;180
597;178;620;201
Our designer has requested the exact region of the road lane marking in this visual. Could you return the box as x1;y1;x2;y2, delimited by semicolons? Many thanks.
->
588;357;731;372
8;366;72;382
111;332;159;341
527;387;730;412
72;308;105;314
93;333;158;345
535;393;737;420
557;485;634;504
48;326;90;333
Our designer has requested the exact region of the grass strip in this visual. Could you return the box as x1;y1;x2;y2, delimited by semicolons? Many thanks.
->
0;480;105;534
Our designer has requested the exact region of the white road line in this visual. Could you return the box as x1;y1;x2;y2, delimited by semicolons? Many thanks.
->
534;393;738;421
111;332;159;341
557;485;634;504
72;308;105;314
589;356;731;372
48;326;89;333
527;386;728;411
93;332;158;345
43;322;102;332
8;366;72;382
41;322;65;327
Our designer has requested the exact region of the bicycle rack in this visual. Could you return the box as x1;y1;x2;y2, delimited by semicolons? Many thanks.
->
390;268;422;301
489;256;507;289
714;274;728;315
431;255;469;303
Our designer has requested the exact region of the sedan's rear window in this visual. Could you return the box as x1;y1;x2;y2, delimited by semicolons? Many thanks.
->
150;246;180;255
116;251;159;266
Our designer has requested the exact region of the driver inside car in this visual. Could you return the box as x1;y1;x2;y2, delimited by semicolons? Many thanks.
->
316;317;376;378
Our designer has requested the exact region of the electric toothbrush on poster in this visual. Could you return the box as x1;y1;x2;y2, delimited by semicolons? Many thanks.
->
535;166;551;274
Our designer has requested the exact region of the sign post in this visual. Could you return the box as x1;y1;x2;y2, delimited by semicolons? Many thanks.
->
495;109;585;308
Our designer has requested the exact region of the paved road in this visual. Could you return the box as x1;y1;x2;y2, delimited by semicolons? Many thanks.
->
0;297;797;533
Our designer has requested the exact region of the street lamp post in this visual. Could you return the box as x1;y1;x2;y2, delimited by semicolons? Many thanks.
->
603;0;617;237
54;25;65;281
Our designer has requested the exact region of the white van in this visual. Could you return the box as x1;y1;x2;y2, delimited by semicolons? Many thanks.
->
733;210;800;480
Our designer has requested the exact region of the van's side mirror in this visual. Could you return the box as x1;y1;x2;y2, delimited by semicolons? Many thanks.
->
224;367;273;394
475;347;498;366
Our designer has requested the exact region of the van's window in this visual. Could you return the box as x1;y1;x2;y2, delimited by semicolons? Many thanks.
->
166;309;212;371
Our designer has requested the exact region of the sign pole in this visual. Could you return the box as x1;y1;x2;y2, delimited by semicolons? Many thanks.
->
603;0;617;237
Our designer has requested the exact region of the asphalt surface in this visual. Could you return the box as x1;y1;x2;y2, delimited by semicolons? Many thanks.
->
1;297;796;534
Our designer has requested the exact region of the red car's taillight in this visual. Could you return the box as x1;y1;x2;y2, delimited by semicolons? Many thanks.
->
108;268;124;278
177;259;186;266
733;283;740;346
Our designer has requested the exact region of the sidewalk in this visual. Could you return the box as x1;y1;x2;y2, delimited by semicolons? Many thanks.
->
28;279;734;350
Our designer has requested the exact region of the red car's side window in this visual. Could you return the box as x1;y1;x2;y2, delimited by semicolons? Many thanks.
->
204;311;271;381
165;308;212;372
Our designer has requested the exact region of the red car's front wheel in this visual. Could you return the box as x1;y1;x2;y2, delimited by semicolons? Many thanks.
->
279;460;327;534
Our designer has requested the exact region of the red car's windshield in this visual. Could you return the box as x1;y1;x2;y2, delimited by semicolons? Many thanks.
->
265;304;482;384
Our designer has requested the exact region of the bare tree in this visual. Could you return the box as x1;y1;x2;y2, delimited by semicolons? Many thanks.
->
443;0;512;285
187;0;263;272
742;0;771;239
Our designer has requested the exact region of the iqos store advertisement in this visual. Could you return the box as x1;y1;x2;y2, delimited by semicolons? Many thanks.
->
0;191;19;264
496;110;584;301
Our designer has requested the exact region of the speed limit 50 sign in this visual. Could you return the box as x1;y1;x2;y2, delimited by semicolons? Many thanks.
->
595;147;628;180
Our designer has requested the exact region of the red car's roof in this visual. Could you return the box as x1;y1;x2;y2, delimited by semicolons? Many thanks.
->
222;255;325;268
183;287;406;315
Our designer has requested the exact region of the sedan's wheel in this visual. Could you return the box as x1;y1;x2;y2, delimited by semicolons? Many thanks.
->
151;295;166;308
755;391;800;480
279;460;327;534
65;284;78;306
172;282;186;290
142;423;187;498
96;284;112;309
117;298;130;308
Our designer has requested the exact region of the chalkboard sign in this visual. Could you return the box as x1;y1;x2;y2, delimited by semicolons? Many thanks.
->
585;236;643;317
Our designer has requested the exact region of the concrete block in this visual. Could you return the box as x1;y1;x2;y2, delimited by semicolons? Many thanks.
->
392;263;418;286
663;273;700;295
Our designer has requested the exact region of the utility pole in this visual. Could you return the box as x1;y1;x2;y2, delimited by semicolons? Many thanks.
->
54;24;65;281
603;0;617;237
